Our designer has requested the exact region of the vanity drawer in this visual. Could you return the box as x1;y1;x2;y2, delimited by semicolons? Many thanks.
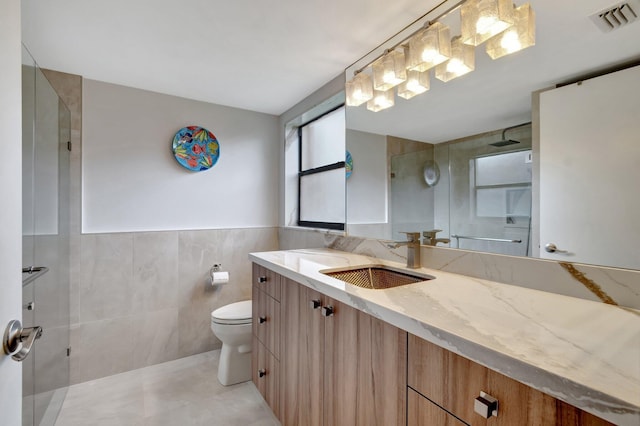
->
408;334;485;424
252;336;280;419
408;388;467;426
252;283;280;360
407;334;613;426
253;263;281;301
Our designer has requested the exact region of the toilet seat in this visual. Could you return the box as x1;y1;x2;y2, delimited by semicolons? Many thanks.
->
211;300;252;325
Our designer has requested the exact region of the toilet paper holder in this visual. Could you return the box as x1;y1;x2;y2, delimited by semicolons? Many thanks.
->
209;264;230;286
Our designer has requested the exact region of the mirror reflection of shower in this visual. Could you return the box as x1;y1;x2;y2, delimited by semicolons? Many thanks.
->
445;123;533;257
346;123;533;258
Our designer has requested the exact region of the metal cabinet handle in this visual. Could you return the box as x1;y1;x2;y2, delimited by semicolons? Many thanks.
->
258;369;267;378
259;316;267;324
321;306;334;317
258;276;268;284
310;299;321;310
3;320;42;362
474;391;498;419
544;243;568;253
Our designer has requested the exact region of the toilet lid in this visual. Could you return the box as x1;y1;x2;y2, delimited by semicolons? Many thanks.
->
211;300;252;324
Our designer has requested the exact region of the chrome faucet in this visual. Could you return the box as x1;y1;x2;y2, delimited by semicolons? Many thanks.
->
387;232;421;269
423;229;450;246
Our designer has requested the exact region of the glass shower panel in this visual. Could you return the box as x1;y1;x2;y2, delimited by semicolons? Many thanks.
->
21;45;36;426
21;46;71;425
390;148;436;241
31;67;71;426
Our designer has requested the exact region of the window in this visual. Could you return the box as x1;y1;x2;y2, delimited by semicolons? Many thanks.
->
297;106;346;230
473;150;532;220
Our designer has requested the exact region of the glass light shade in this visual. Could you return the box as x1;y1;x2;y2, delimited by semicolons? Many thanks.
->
397;69;430;99
435;36;475;82
486;3;535;59
372;50;407;91
366;89;395;112
345;72;373;107
461;0;515;46
407;22;452;72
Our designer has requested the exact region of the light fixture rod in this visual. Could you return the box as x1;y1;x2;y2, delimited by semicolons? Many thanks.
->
351;0;467;75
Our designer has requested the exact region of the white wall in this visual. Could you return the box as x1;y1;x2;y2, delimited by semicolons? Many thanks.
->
346;129;387;224
82;79;280;233
0;0;23;424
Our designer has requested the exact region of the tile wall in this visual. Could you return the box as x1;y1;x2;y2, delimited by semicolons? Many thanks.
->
72;227;278;384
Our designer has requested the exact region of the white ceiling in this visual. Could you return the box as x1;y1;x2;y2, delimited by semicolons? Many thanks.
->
20;0;440;115
20;0;640;135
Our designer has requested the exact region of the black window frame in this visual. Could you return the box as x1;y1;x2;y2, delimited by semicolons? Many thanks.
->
297;104;346;231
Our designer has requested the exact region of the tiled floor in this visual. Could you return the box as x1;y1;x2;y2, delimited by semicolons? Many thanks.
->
55;350;280;426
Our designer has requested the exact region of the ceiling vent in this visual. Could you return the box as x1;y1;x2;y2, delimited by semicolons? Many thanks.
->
590;0;639;32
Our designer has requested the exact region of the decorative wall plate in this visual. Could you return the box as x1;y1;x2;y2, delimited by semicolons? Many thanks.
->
172;126;219;171
346;150;353;179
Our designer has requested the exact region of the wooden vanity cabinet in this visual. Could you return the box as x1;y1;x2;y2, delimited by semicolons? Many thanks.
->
251;264;281;417
251;263;613;426
407;334;614;426
280;277;407;426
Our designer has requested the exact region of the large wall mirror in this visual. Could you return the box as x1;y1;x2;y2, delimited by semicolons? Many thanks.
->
345;0;640;271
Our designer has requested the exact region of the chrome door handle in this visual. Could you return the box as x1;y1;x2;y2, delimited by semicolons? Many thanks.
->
3;320;42;362
544;243;568;253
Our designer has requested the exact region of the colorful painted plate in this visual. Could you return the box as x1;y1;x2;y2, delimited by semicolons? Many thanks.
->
172;126;220;172
346;150;353;179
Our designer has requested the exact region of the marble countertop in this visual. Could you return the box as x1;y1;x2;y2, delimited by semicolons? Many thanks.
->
249;248;640;426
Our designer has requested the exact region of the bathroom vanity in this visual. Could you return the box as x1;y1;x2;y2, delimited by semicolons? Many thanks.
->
250;249;639;426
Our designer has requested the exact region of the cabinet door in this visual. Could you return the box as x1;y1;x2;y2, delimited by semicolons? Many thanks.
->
325;298;407;426
280;278;324;426
408;388;467;426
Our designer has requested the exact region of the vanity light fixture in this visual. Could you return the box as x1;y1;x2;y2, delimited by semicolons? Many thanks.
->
407;22;452;72
345;0;535;111
366;88;395;112
398;69;431;99
435;36;475;82
346;71;374;106
461;0;515;46
398;46;431;99
373;49;408;91
486;3;535;59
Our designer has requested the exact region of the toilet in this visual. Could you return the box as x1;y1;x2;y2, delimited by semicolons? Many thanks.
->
210;300;253;386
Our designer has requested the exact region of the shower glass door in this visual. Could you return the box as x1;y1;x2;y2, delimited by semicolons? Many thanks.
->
21;45;71;426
